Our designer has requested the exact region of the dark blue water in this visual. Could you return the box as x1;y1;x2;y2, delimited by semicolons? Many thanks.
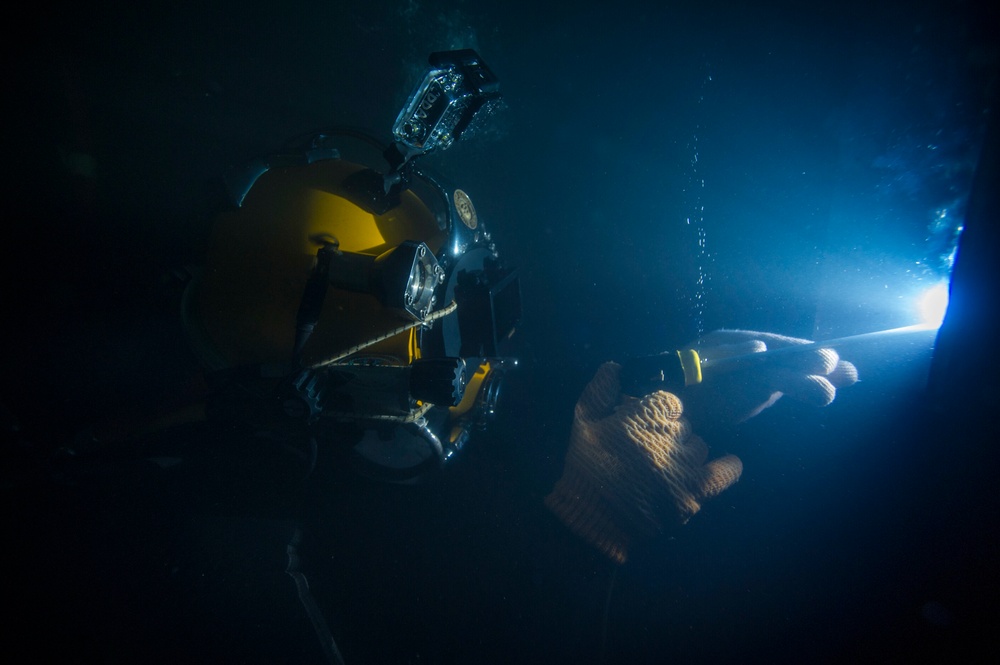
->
4;1;997;663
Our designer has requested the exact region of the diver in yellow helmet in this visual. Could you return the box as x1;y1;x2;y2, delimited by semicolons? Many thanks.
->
180;50;518;484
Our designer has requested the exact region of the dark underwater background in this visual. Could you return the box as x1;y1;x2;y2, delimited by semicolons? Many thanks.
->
4;1;999;663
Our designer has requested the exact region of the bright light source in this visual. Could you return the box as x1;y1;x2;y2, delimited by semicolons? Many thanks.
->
917;282;950;328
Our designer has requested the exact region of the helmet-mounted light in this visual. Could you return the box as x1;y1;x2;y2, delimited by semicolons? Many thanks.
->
327;240;445;322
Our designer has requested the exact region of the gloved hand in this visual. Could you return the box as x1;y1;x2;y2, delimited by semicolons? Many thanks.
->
681;329;859;431
545;362;742;564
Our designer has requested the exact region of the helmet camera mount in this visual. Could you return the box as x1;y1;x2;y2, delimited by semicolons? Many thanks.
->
345;49;500;216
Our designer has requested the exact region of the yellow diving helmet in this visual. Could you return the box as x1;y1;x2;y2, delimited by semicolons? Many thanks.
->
181;50;519;482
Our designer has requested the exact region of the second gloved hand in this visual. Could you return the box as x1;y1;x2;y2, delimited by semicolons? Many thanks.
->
681;329;859;432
